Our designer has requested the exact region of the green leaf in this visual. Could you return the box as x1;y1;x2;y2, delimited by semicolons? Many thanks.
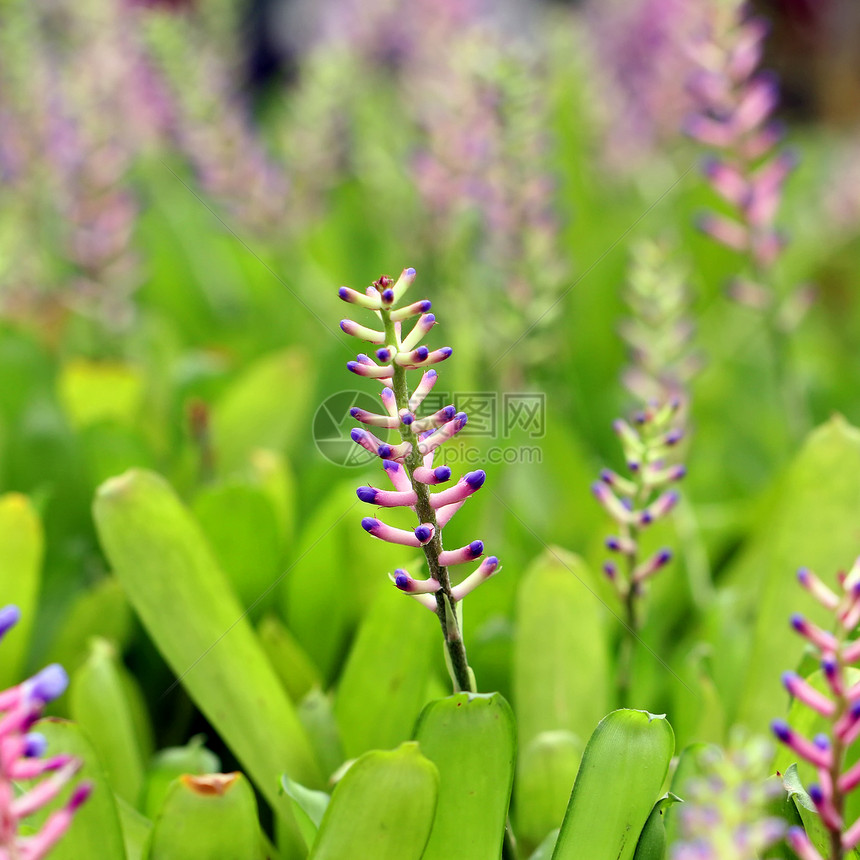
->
513;548;611;751
0;492;42;688
257;613;321;703
57;360;145;430
192;481;281;615
413;692;516;859
115;796;152;860
632;793;682;860
32;718;126;860
720;417;860;729
247;449;296;552
297;689;345;781
552;710;675;860
333;584;437;759
308;742;438;860
69;637;149;806
515;731;583;854
529;830;559;860
142;736;221;820
43;578;133;673
146;772;264;859
783;762;847;859
280;775;330;850
93;470;323;814
210;347;312;472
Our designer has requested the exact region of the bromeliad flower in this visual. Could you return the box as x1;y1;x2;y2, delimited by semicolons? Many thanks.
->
339;268;500;693
684;2;796;310
772;559;860;860
0;605;92;859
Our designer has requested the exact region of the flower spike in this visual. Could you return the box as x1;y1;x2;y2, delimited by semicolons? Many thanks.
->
336;267;499;694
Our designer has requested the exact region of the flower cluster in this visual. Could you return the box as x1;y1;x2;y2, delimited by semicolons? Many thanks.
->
0;606;92;859
339;267;499;692
619;239;700;407
772;559;860;860
670;734;785;860
592;401;685;629
684;1;795;308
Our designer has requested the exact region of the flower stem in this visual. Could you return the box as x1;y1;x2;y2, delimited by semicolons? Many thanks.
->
381;308;475;693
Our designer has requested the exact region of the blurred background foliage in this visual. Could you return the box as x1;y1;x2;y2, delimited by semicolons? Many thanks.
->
2;0;860;855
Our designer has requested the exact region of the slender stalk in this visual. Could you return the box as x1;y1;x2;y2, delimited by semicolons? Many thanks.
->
381;308;475;693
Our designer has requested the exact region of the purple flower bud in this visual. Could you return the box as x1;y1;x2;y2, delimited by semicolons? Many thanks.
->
23;733;47;758
382;289;395;304
0;605;21;639
68;782;94;812
356;487;378;504
25;665;69;704
414;525;433;543
401;413;414;425
465;470;485;489
771;719;790;742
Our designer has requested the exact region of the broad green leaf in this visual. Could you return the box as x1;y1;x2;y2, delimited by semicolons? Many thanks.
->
93;470;323;816
257;613;321;703
32;718;126;860
782;763;852;860
414;692;516;859
43;578;133;673
309;742;438;860
722;417;860;729
192;481;281;614
530;829;559;860
632;793;682;860
70;637;149;806
248;449;296;552
147;773;264;859
115;797;152;860
552;710;675;860
297;689;345;781
142;736;221;820
513;548;610;751
668;643;726;750
515;731;583;854
210;347;313;472
663;743;714;848
334;585;437;759
0;492;42;687
280;775;330;850
57;360;145;430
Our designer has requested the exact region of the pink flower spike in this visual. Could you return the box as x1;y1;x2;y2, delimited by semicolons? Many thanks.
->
439;540;484;566
382;460;413;493
390;569;440;595
435;501;465;529
411;405;457;433
413;465;452;485
418;413;468;457
390;299;432;323
380;388;399;419
347;357;394;379
796;567;839;611
356;486;417;507
450;556;500;601
695;213;749;251
408;369;438;412
786;827;825;860
338;286;382;310
844;816;860;851
389;267;417;304
361;518;434;547
790;614;838;652
22;781;93;860
702;158;748;206
430;471;485;508
349;407;399;429
400;347;453;369
400;314;436;352
12;759;82;818
808;783;843;831
340;319;385;343
782;672;836;717
632;549;673;584
771;720;832;769
591;482;635;525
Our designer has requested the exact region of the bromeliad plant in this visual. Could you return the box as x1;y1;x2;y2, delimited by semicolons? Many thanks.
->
339;267;499;694
0;606;91;860
773;559;860;860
